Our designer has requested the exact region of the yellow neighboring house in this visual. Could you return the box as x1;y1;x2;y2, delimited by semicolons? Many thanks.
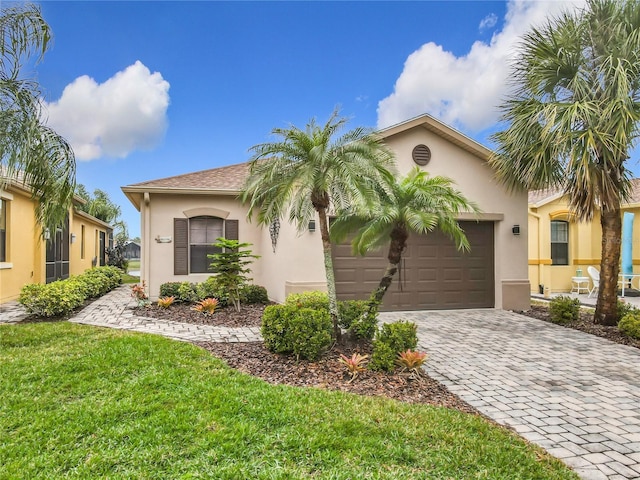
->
0;178;112;304
528;180;640;295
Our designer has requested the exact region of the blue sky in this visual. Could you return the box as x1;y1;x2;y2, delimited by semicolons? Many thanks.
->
29;0;600;238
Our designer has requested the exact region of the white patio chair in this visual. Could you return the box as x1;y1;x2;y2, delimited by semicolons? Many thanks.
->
587;266;600;298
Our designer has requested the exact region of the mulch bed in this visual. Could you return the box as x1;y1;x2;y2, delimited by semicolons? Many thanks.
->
518;304;640;350
136;302;481;415
133;302;265;328
134;300;640;415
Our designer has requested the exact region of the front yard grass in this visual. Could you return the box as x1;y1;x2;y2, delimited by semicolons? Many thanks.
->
0;322;578;479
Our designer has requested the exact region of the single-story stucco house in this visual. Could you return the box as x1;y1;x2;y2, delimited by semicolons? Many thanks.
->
528;180;640;295
121;114;530;311
1;174;113;304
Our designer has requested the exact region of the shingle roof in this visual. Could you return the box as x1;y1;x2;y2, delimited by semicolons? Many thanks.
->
126;162;250;191
529;178;640;206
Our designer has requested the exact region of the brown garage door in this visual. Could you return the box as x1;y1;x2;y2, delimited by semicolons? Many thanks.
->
332;221;494;311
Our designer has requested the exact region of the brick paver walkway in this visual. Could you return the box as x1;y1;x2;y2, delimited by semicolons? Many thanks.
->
381;310;640;480
4;289;640;478
0;285;261;343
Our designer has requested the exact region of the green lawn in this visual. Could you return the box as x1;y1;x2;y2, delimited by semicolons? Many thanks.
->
0;322;578;479
127;259;140;271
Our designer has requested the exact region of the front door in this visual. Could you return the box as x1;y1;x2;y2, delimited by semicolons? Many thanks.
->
99;231;106;266
46;218;70;283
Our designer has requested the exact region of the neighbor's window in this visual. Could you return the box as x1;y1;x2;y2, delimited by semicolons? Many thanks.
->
189;216;223;273
551;220;569;265
0;199;6;262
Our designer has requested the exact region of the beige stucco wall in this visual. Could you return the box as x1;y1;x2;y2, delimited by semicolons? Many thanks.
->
0;188;45;303
380;127;529;310
134;119;530;310
141;193;267;300
528;198;640;294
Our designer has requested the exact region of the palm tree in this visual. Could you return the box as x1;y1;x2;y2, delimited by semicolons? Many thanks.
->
241;109;395;339
489;0;640;325
1;3;75;234
331;167;479;313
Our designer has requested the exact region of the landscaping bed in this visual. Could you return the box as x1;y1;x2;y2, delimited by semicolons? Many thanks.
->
133;302;265;328
518;304;640;350
136;302;480;415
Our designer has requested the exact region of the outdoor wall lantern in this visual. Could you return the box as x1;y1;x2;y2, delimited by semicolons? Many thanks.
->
512;225;521;235
308;220;316;233
70;233;76;244
155;235;172;243
44;228;50;240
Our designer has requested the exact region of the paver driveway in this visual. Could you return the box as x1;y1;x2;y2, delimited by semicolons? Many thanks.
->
380;309;640;480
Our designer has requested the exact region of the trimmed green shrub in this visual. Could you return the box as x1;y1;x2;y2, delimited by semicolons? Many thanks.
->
285;291;329;310
549;295;580;324
369;321;418;372
338;300;366;329
177;282;198;303
339;300;378;341
262;304;297;354
617;300;638;323
160;282;182;299
619;310;640;339
240;284;269;304
262;304;332;360
94;266;123;287
288;308;332;360
196;277;229;307
19;281;85;317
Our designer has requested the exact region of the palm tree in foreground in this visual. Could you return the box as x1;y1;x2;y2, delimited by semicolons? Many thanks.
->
241;109;395;339
489;0;640;325
331;167;479;314
1;3;76;233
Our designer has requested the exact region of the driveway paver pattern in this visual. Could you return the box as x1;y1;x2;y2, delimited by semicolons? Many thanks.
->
380;309;640;480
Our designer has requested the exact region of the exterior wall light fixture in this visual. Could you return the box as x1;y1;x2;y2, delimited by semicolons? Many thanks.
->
512;225;521;235
308;220;316;233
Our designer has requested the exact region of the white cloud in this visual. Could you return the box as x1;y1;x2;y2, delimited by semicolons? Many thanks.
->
377;0;587;132
479;13;498;31
45;61;170;161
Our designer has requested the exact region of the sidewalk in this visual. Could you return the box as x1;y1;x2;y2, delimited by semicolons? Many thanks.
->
0;285;262;343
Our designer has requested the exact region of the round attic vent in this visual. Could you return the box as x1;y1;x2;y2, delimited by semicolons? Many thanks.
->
412;144;431;166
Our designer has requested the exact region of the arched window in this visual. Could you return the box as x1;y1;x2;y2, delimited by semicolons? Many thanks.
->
189;216;223;273
550;220;569;265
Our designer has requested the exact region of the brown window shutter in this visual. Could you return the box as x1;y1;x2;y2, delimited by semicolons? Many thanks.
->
225;219;239;241
174;218;188;275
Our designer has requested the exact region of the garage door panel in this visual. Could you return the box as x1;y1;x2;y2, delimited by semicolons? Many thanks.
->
333;221;494;311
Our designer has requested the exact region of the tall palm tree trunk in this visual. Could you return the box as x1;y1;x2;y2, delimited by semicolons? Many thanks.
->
595;208;622;325
317;208;341;341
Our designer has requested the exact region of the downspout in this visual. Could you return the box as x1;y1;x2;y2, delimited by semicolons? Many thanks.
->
143;192;151;294
529;210;544;295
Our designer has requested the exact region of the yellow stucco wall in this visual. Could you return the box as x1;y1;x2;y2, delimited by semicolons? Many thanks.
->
0;188;44;303
0;187;111;304
69;209;110;276
528;197;640;294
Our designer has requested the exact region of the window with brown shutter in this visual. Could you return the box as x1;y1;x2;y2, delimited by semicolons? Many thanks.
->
174;217;240;274
174;218;188;275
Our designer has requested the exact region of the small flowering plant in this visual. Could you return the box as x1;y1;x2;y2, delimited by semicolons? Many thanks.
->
157;296;175;309
338;353;369;383
396;350;428;377
131;281;150;307
192;297;219;315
